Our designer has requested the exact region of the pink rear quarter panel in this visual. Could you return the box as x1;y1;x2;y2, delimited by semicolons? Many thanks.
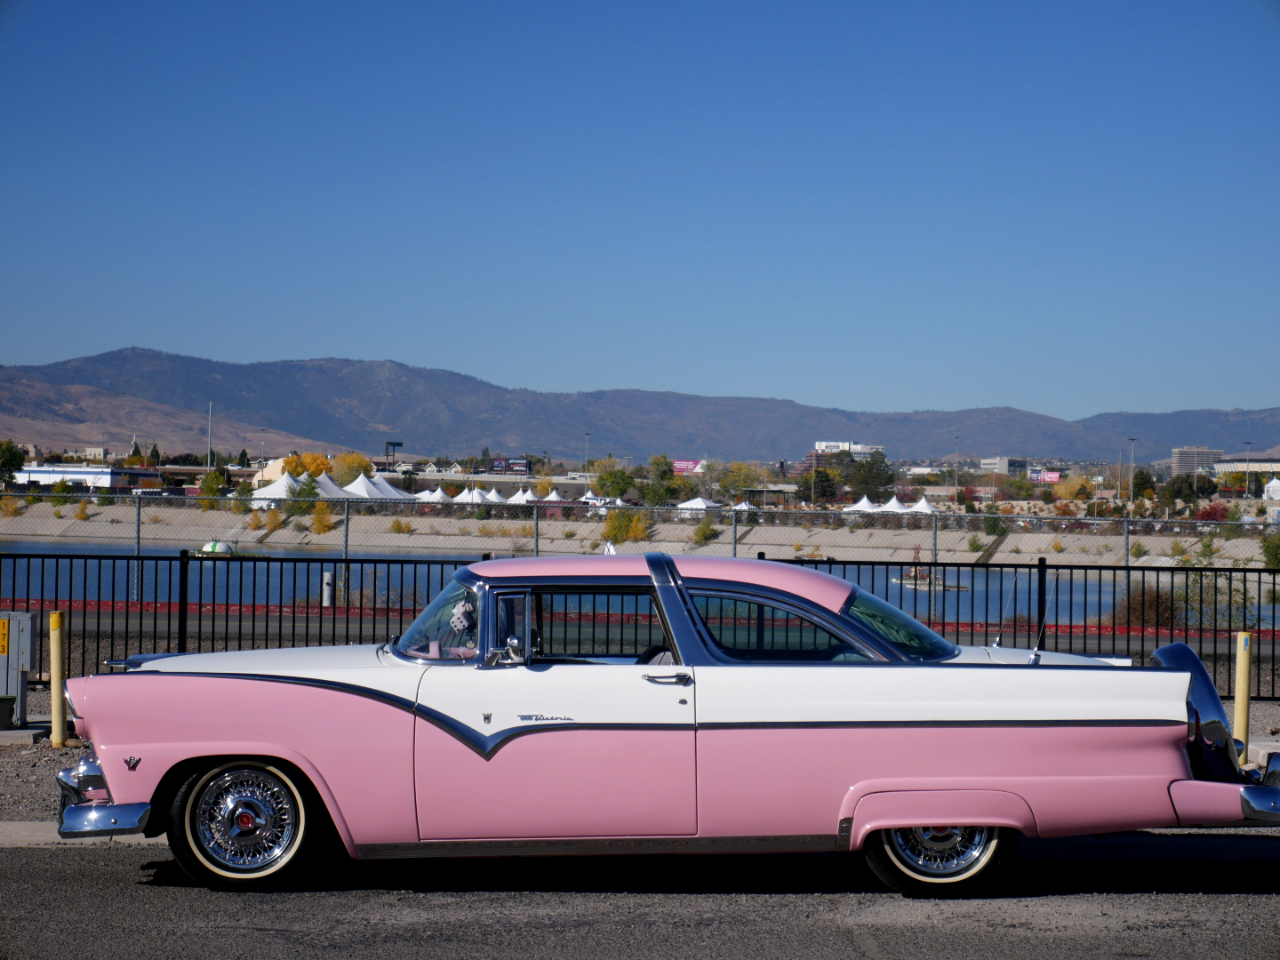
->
852;790;1035;848
697;724;1189;845
80;674;418;852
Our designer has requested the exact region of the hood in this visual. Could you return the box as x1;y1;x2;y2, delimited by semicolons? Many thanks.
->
134;642;386;679
948;644;1118;667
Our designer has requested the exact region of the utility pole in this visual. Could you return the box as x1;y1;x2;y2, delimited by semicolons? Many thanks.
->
583;432;591;494
207;402;213;470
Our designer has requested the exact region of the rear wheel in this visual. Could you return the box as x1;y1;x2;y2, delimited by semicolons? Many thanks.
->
168;761;310;888
864;826;1015;897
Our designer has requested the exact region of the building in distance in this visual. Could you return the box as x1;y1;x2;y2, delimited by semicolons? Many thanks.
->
801;442;884;473
1171;446;1223;476
978;457;1028;477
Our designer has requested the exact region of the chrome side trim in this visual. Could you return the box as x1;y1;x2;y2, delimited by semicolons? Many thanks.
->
56;753;109;807
1241;785;1280;822
58;802;151;839
357;834;838;860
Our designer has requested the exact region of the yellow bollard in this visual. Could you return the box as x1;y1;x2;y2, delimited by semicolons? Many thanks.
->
49;611;64;749
1234;631;1251;765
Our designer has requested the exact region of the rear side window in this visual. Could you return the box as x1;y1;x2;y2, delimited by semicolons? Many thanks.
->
691;594;872;663
840;589;956;661
532;590;672;662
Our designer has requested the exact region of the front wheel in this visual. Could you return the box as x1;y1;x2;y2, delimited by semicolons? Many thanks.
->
864;826;1015;897
168;761;311;888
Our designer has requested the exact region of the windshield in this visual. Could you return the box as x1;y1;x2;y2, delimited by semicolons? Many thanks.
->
396;580;481;661
840;588;957;661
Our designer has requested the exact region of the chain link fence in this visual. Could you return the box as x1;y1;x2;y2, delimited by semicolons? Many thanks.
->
1;492;1278;567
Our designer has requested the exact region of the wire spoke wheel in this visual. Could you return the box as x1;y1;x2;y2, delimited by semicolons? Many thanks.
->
171;762;310;886
865;825;1012;896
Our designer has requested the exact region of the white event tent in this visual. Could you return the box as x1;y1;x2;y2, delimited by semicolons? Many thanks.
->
842;496;878;514
1266;477;1280;501
371;474;415;500
908;497;936;514
879;496;908;513
541;489;566;502
311;473;348;499
415;487;451;503
677;497;721;518
506;488;536;504
342;474;383;499
250;472;301;507
482;488;507;504
452;487;488;504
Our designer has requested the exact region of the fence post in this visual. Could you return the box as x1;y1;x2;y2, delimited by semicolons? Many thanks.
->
533;505;540;557
1235;631;1252;759
732;508;738;558
177;549;189;654
342;499;351;603
1036;556;1047;644
49;611;65;748
932;514;938;564
134;495;142;601
1124;518;1130;567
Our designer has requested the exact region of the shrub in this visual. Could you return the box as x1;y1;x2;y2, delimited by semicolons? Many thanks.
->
967;534;983;553
96;491;112;507
312;502;335;535
231;482;253;515
52;508;63;518
1107;585;1184;629
292;520;308;533
982;515;1007;537
1052;539;1065;553
627;512;650;542
1198;535;1218;562
24;494;42;505
147;513;163;523
563;529;576;539
691;516;718;547
1196;502;1230;522
603;509;633;544
265;508;283;533
1;498;22;518
1130;541;1148;559
389;519;414;534
50;479;74;506
248;510;264;531
1053;501;1077;517
1170;539;1186;557
73;499;90;521
1261;533;1280;570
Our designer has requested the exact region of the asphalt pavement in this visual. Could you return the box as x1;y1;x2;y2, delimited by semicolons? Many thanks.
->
2;830;1280;960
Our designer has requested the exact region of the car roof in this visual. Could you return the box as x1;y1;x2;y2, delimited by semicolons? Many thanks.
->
468;555;854;613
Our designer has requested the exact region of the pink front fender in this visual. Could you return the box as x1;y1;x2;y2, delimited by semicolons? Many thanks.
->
848;790;1038;850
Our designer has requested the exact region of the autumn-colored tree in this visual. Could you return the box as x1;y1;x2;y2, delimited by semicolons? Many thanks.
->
282;452;333;477
532;478;553;499
595;470;633;498
331;452;374;487
717;462;764;499
1052;476;1094;501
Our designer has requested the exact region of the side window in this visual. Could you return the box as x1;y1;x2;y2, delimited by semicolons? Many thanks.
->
691;594;872;663
532;591;674;663
494;593;528;649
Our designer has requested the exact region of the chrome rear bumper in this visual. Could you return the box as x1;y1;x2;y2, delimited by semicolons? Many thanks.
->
58;801;151;839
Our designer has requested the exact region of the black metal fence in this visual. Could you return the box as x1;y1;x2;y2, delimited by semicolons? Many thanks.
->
3;550;1277;697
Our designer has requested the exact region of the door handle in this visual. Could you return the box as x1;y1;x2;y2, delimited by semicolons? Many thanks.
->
643;673;691;685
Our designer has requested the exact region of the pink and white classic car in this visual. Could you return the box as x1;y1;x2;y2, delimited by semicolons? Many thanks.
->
56;554;1279;895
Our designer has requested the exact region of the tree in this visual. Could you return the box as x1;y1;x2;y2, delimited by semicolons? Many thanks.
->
285;475;319;517
332;452;374;487
595;469;633;498
796;469;840;503
1132;468;1156;500
0;440;24;489
231;481;253;514
130;440;142;459
198;469;225;511
846;452;896;503
237;449;249;468
148;443;161;465
282;452;332;477
717;462;765;499
648;455;675;486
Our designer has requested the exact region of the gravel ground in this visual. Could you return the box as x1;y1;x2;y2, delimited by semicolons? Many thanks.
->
0;744;82;821
23;686;50;717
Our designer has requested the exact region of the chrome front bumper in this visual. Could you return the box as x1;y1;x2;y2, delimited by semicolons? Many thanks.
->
58;801;151;838
56;750;151;839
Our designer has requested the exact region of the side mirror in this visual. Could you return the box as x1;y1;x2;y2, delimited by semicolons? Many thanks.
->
505;636;524;663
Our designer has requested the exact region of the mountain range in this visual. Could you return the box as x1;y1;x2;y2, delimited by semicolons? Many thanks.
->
2;349;1277;464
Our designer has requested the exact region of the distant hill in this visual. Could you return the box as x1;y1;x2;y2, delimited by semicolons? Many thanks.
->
4;349;1279;463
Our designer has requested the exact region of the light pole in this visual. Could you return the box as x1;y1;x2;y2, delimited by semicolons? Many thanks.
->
1128;438;1137;516
1245;441;1253;501
953;436;960;508
583;432;591;494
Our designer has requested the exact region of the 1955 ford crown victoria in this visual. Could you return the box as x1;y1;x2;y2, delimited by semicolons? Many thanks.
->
55;554;1280;895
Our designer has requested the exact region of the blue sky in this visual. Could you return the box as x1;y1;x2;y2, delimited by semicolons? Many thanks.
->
1;1;1277;420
